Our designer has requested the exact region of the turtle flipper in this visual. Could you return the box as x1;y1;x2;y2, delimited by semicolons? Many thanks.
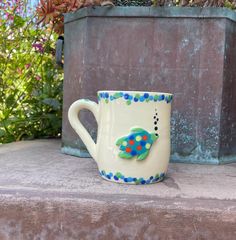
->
137;151;149;161
116;136;127;146
151;133;159;142
119;152;133;159
131;127;145;133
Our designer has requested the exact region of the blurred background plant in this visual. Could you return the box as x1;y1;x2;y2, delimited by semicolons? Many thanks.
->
0;0;63;143
36;0;114;34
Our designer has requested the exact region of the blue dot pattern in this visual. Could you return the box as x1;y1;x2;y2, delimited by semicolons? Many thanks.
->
97;92;173;105
140;141;146;146
131;150;137;156
100;170;166;184
118;130;154;157
124;94;129;100
129;135;134;140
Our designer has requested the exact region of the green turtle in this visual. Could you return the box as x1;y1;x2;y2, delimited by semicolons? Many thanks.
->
116;127;159;160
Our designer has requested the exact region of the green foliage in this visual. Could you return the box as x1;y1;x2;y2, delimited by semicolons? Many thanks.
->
0;7;63;144
224;0;236;9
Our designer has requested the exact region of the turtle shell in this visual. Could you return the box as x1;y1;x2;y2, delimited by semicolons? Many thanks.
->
116;128;158;160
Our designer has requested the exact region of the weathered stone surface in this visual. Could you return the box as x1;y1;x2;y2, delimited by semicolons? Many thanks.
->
62;7;236;164
0;140;235;239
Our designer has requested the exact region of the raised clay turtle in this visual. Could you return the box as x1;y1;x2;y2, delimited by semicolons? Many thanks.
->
116;128;159;160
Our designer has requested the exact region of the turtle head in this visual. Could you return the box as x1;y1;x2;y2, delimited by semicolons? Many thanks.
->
151;133;159;142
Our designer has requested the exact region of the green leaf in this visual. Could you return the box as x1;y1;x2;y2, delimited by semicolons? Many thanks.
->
154;95;159;101
135;178;142;184
155;173;160;179
42;98;60;110
113;92;124;99
0;129;6;138
115;172;123;179
13;15;25;28
5;94;15;107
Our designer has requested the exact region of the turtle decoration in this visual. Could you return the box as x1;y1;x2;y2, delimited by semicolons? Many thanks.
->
116;127;159;160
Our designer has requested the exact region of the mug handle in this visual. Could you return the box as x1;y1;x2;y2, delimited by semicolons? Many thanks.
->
68;99;99;162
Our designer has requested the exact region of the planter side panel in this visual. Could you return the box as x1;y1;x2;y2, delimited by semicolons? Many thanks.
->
219;19;236;163
152;18;224;163
62;18;96;157
183;19;225;163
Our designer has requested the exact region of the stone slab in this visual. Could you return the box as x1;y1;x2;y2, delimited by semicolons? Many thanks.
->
0;140;235;239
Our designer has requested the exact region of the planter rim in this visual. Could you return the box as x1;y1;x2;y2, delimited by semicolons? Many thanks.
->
64;6;236;24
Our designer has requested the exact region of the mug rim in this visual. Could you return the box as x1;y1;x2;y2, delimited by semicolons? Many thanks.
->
97;90;173;96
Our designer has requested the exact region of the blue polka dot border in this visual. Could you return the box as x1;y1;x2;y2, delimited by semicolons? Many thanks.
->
97;92;173;105
99;170;166;184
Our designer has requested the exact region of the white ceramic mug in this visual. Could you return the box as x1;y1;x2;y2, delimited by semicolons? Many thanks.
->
68;90;173;184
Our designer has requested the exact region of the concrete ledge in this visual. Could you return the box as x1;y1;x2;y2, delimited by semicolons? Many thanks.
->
64;7;236;23
0;140;235;239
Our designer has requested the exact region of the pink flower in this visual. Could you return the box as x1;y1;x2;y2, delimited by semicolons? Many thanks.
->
35;75;41;81
25;63;31;69
17;68;22;74
9;15;14;20
5;12;14;21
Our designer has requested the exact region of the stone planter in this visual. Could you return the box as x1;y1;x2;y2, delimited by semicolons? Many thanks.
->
61;6;236;164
